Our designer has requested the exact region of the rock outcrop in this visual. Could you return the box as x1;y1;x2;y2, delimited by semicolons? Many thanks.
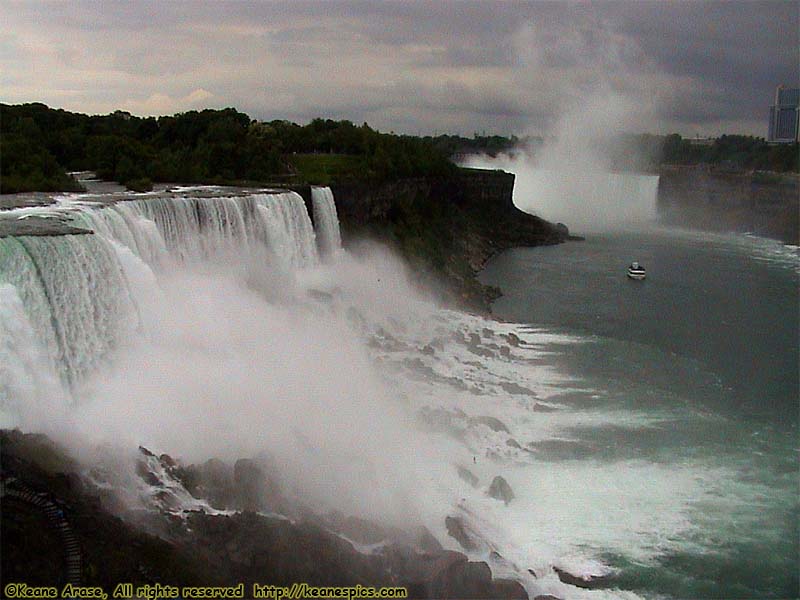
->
553;566;612;589
328;168;570;311
487;476;515;505
445;515;478;551
1;430;529;599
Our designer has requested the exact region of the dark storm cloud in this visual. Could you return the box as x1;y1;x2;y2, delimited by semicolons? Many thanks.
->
1;0;796;135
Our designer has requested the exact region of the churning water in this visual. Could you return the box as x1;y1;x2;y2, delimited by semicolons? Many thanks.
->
480;227;799;599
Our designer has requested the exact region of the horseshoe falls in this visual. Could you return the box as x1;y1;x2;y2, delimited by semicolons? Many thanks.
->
463;154;660;232
1;183;797;600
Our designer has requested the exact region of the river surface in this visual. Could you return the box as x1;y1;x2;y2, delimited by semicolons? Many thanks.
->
479;226;799;599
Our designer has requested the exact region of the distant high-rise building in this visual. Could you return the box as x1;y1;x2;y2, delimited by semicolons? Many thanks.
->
768;85;800;143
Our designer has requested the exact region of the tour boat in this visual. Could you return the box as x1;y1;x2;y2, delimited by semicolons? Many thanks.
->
627;262;646;280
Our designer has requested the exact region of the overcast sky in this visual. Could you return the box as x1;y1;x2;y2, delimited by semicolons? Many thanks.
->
2;1;797;137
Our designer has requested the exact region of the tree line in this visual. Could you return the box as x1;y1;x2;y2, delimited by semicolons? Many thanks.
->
659;133;797;173
1;103;796;194
0;103;456;193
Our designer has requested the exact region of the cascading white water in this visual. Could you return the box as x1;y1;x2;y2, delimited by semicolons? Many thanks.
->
516;169;660;230
0;190;321;390
0;233;138;386
464;154;660;232
253;193;319;268
311;186;343;257
72;191;318;269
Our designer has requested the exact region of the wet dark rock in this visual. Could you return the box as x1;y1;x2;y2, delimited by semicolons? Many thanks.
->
0;429;76;474
2;430;531;598
456;466;479;487
405;358;469;391
487;476;514;505
463;332;495;357
419;406;469;439
233;458;284;513
422;344;436;355
500;346;512;358
135;461;162;487
532;403;558;413
421;553;508;599
506;438;522;449
174;458;237;510
505;333;522;347
470;415;510;433
324;511;389;545
553;566;611;589
159;453;177;468
445;516;477;551
307;289;334;303
481;327;494;338
429;338;445;351
499;381;536;396
416;526;444;553
492;579;529;599
533;596;563;600
0;216;93;238
331;170;570;313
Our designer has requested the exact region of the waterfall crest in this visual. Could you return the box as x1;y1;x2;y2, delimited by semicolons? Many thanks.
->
0;189;334;391
311;186;342;256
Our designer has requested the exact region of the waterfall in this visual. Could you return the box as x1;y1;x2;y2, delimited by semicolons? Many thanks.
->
0;189;328;394
513;169;660;231
0;283;66;424
253;193;319;268
311;186;342;256
73;192;318;268
0;233;138;387
464;154;660;232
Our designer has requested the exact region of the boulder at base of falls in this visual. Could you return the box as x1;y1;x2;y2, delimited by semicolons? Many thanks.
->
445;515;478;551
413;551;528;600
457;465;480;487
3;430;535;599
553;566;612;589
470;415;510;433
416;526;444;553
487;476;515;505
233;458;285;514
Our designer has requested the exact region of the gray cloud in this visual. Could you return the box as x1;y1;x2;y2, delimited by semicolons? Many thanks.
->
1;0;796;136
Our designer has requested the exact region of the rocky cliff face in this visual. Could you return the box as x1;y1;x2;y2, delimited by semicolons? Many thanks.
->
1;430;529;600
327;169;569;310
657;165;799;244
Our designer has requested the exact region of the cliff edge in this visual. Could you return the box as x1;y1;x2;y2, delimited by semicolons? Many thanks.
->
327;168;569;310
